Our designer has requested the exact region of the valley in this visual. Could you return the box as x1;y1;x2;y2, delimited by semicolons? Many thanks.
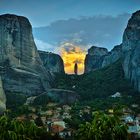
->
0;8;140;140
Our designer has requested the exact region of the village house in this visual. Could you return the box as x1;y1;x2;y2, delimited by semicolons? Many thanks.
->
63;105;72;112
28;106;36;112
121;114;140;139
28;113;38;120
110;92;121;98
16;115;27;122
62;112;71;119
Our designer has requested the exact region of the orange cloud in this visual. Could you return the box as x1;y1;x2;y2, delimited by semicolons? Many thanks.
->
59;42;86;74
65;62;72;67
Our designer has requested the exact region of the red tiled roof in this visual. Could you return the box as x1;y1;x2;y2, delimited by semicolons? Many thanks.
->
51;125;64;133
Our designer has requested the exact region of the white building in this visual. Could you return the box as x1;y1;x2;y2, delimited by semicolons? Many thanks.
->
111;92;121;98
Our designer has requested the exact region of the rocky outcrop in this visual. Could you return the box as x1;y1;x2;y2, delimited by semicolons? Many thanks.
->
30;89;79;105
0;14;52;95
47;89;79;104
85;45;123;73
84;46;108;73
38;51;64;74
85;44;123;73
122;10;140;92
102;44;122;67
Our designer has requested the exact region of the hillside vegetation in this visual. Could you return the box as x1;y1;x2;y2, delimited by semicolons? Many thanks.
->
54;60;139;101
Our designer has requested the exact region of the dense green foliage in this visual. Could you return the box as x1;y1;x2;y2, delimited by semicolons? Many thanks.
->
74;96;140;113
33;94;50;106
6;92;27;109
0;115;63;140
76;112;128;140
65;95;140;129
5;92;30;118
54;60;139;100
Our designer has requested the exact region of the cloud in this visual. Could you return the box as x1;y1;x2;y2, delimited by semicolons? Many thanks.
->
59;42;86;53
33;13;131;51
34;38;54;52
59;42;86;74
33;13;131;74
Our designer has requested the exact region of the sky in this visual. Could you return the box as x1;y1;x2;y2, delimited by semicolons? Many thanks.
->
0;0;139;27
0;0;138;49
0;0;140;74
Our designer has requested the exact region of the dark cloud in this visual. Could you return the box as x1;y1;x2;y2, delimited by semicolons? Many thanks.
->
33;13;131;51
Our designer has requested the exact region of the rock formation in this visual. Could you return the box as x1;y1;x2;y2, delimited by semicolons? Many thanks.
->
84;46;108;73
30;88;79;105
38;51;64;74
122;10;140;92
74;63;78;75
84;10;140;93
85;45;123;73
0;14;52;95
47;89;79;104
102;44;122;67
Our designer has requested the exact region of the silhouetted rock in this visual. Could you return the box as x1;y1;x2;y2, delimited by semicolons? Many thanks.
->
74;63;78;75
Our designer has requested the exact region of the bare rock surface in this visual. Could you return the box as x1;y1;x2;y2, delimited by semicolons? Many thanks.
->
0;14;52;95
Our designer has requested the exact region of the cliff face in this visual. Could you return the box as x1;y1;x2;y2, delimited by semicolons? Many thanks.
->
85;45;123;73
84;10;140;93
84;46;108;73
38;51;65;74
102;44;122;67
0;14;52;95
122;10;140;91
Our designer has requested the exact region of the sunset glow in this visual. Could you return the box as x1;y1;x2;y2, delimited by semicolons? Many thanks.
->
60;43;86;74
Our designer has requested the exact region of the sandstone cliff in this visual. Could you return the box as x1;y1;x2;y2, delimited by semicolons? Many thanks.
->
102;44;122;67
84;46;108;73
38;51;65;74
122;10;140;92
85;44;123;73
0;14;52;95
84;10;140;93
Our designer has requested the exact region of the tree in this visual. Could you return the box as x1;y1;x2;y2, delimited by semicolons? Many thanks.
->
76;111;128;140
35;115;44;127
0;115;62;140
